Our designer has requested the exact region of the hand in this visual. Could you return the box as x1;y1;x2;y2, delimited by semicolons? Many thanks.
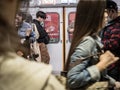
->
26;30;31;36
114;82;120;90
20;38;25;44
17;50;24;56
96;51;119;71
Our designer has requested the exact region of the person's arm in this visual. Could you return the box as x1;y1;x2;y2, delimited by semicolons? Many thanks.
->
67;37;119;89
67;37;101;89
18;28;26;38
18;22;32;38
25;22;32;37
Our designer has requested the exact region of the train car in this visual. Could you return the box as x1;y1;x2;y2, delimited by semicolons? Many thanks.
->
21;0;120;75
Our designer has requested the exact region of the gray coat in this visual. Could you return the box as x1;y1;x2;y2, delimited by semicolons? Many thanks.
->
67;36;116;89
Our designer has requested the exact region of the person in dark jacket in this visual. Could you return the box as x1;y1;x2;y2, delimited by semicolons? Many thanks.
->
101;0;120;82
33;11;50;64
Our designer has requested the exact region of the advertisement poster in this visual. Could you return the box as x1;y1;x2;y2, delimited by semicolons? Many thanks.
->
45;12;60;43
68;12;75;42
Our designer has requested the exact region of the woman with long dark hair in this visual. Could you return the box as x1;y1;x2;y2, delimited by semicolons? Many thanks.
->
66;0;120;89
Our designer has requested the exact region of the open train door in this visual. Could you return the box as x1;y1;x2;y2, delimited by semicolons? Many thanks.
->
39;7;64;74
65;7;76;62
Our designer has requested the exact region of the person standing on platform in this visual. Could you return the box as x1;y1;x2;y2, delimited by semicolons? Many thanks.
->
33;11;50;64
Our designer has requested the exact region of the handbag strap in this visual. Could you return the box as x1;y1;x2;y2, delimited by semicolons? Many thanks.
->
91;35;104;54
32;23;40;39
69;53;101;70
69;36;103;70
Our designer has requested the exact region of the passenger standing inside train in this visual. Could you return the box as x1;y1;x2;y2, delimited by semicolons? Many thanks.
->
67;21;74;34
24;13;40;60
101;0;120;82
15;12;32;43
15;11;32;58
0;0;65;90
25;13;33;24
33;11;50;64
65;0;120;89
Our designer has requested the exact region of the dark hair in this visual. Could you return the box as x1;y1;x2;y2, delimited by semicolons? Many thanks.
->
36;11;46;19
25;14;33;23
106;0;118;12
65;0;106;71
17;11;26;20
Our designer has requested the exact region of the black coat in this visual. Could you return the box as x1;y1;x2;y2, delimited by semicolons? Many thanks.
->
33;19;49;44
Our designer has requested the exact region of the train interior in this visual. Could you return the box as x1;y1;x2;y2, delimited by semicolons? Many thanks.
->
21;0;120;75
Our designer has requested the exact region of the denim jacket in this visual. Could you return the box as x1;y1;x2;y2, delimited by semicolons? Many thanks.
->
67;36;116;89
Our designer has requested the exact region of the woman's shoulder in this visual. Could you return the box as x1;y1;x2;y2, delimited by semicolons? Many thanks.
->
83;36;96;42
0;53;54;90
3;53;52;74
77;36;96;49
79;35;102;48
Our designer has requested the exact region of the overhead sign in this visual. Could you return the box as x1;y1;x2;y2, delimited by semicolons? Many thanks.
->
41;0;56;4
61;0;68;3
69;0;77;3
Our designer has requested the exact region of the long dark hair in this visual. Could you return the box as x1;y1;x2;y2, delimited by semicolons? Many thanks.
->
65;0;106;71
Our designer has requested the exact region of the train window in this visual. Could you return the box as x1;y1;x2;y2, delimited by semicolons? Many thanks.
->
45;12;60;43
68;12;75;42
